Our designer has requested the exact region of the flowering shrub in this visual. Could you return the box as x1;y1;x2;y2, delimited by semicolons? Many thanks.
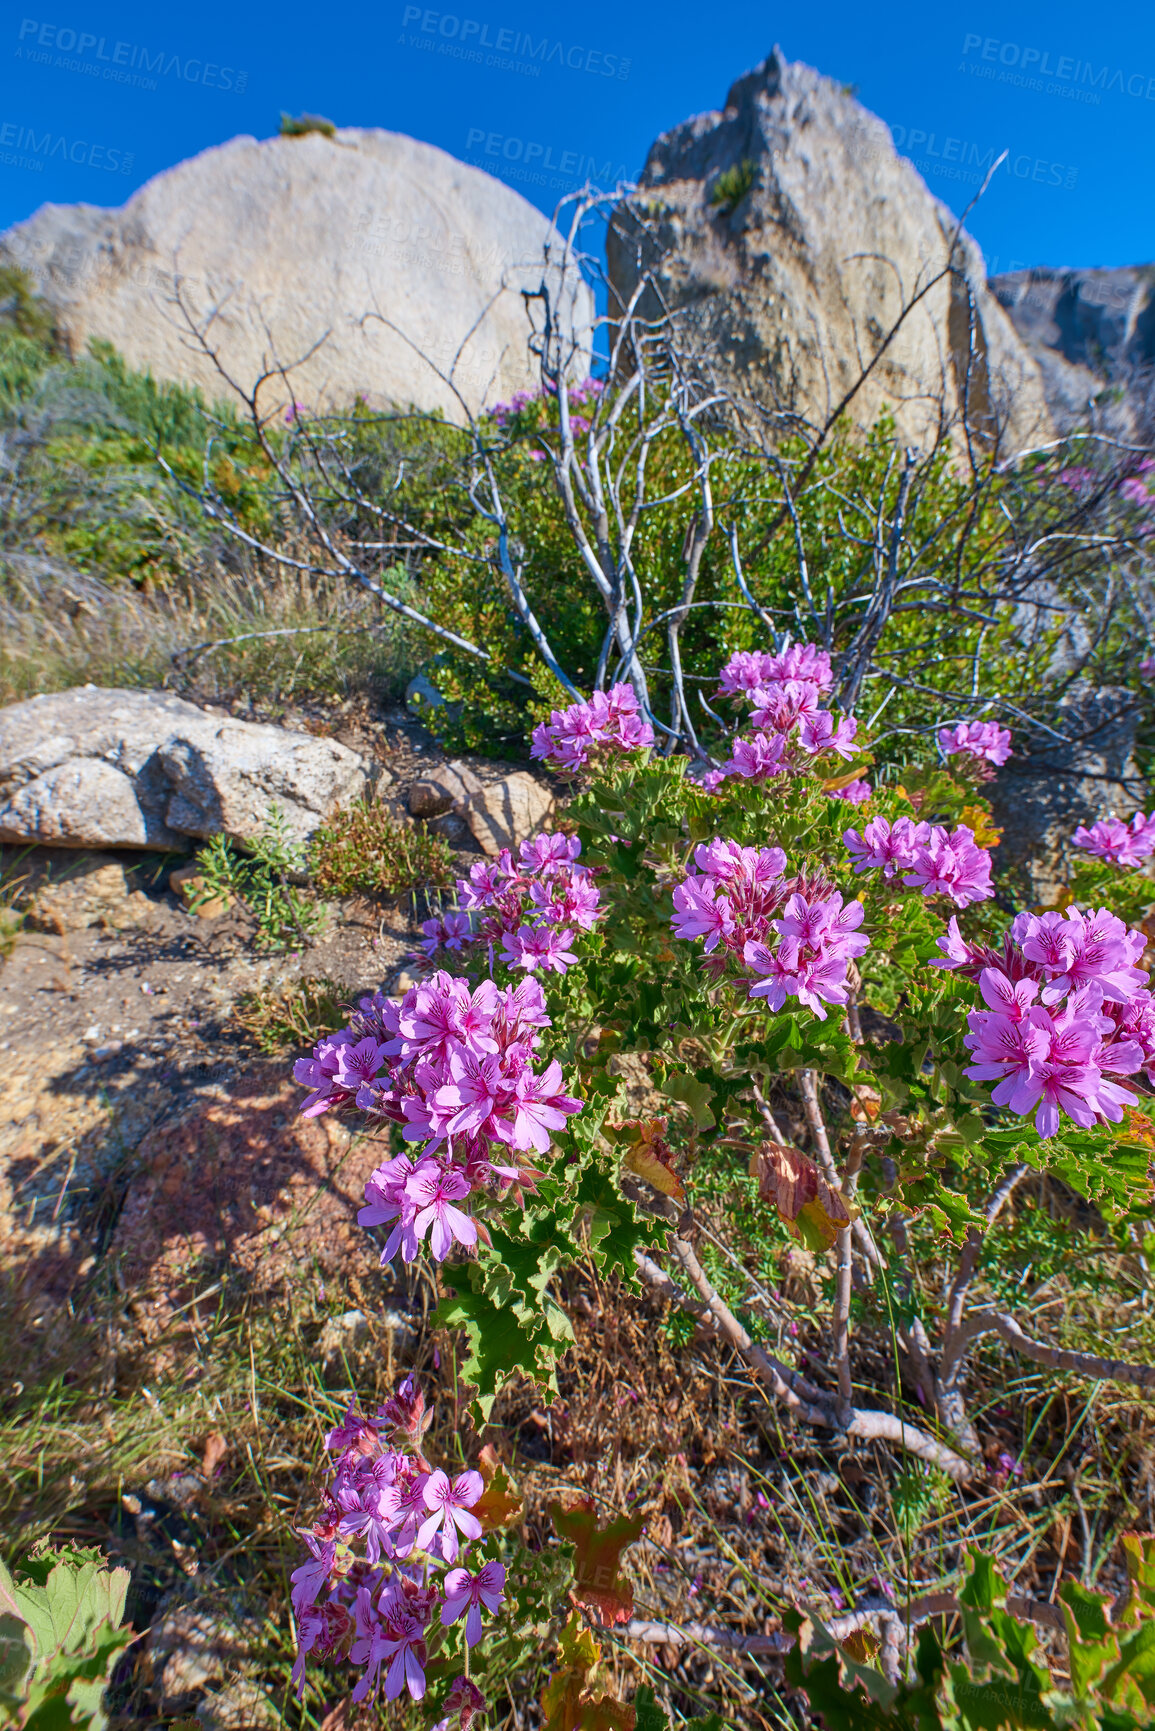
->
290;654;1155;1726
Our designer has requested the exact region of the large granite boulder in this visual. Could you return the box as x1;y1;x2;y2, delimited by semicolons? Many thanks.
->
0;129;593;422
607;49;1052;453
989;265;1155;433
0;687;369;850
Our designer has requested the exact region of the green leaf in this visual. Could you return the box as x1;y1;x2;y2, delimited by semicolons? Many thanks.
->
1061;1581;1120;1699
661;1073;715;1129
433;1279;557;1422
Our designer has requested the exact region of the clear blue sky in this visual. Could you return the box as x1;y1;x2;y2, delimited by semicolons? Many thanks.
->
1;0;1152;274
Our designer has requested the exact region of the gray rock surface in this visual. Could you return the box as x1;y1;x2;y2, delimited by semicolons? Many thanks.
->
989;686;1145;899
0;687;369;850
0;129;593;423
607;49;1051;453
988;265;1155;433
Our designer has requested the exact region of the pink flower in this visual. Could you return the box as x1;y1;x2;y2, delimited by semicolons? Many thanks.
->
902;825;993;907
723;731;787;780
671;879;735;951
799;711;858;758
408;1161;478;1262
1140;657;1155;680
749;680;824;733
334;1037;390;1090
829;778;871;805
938;720;1013;766
352;1601;427;1703
504;1058;582;1152
718;643;833;695
292;1602;354;1695
1012;906;1147;1003
1071;813;1155;868
520;832;581;875
500;924;579;974
290;1534;336;1614
419;911;474;955
440;1561;506;1645
531;684;653;771
416;1469;483;1563
746;890;869;1020
843;816;928;877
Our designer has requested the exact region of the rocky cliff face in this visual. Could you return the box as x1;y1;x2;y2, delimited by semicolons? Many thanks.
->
0;129;593;422
607;49;1052;452
988;265;1155;433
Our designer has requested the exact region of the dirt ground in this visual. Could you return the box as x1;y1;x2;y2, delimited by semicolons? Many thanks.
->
0;702;516;1311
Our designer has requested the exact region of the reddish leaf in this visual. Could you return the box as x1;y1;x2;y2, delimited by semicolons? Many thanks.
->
612;1117;685;1203
551;1497;644;1626
200;1431;229;1478
751;1142;856;1253
474;1443;523;1532
540;1614;637;1731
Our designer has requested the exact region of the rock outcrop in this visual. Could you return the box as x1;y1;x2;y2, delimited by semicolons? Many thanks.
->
989;265;1155;433
989;686;1145;900
0;687;369;850
607;49;1051;452
0;129;593;422
407;758;555;855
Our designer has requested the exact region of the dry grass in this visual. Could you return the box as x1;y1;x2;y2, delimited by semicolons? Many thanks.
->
0;551;418;715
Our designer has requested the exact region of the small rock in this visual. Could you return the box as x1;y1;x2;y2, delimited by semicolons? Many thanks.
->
92;1041;124;1062
389;967;420;997
145;1605;259;1708
429;810;470;844
465;772;556;857
171;865;233;919
405;673;446;718
318;1307;369;1366
408;758;484;818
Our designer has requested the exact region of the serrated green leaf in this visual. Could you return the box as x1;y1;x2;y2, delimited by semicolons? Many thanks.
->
1061;1581;1120;1699
433;1281;556;1422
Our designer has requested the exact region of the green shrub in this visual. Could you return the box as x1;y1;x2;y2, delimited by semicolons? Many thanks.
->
309;800;454;898
279;111;336;137
191;809;325;951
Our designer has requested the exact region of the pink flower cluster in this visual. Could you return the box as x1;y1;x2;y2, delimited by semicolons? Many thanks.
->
670;838;868;1020
843;816;993;908
938;720;1013;767
419;832;602;975
531;684;654;772
491;375;603;427
293;972;580;1262
706;642;865;794
291;1377;503;1708
1071;812;1155;869
932;906;1153;1137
